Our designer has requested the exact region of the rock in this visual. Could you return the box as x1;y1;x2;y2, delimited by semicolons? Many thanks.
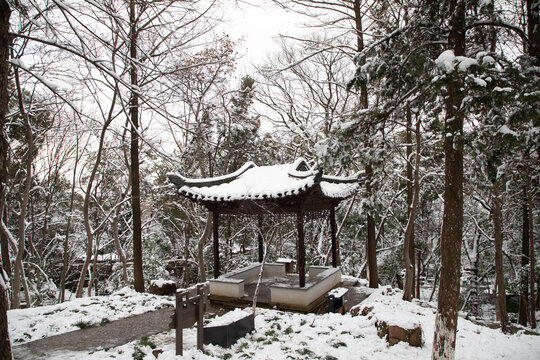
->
409;328;422;347
376;320;388;338
149;279;176;295
361;306;374;316
376;321;422;347
388;325;407;345
152;349;163;358
351;305;373;317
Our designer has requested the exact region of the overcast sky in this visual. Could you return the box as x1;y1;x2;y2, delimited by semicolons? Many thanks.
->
219;0;314;74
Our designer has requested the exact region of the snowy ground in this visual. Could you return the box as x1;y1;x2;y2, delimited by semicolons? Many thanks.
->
8;287;174;344
8;285;540;359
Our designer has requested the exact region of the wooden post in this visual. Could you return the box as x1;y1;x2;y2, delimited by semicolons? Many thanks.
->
258;214;263;263
330;207;338;267
213;211;220;278
297;204;306;288
173;284;208;355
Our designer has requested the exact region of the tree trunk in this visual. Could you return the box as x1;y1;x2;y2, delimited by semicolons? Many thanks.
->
184;223;190;288
526;0;540;66
112;213;129;284
432;1;465;359
75;87;117;298
526;171;536;328
403;117;420;301
492;182;508;332
12;62;34;309
462;233;480;316
197;213;213;283
406;105;416;297
59;157;78;303
0;13;11;360
87;231;101;296
130;0;144;293
353;0;378;288
0;0;11;286
525;2;538;327
519;186;530;326
0;266;11;360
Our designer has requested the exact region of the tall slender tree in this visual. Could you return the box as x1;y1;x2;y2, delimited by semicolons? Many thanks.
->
0;0;12;357
129;0;144;293
432;1;466;358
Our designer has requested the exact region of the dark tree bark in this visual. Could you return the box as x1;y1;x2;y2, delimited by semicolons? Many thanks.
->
213;211;220;279
526;172;536;328
0;266;11;360
492;182;508;331
353;0;378;288
130;0;144;293
526;0;540;66
525;0;538;329
0;0;9;284
0;0;12;358
403;117;420;301
518;188;529;326
432;1;465;359
406;105;416;297
297;204;306;288
184;223;190;287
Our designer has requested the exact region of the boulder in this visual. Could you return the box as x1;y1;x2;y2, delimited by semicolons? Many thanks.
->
376;320;422;347
350;305;373;317
149;279;177;295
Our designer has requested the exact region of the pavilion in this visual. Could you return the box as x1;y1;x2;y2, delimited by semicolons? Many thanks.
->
168;158;361;309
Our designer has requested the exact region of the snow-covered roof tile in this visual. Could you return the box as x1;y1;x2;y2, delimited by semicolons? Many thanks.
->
168;158;360;203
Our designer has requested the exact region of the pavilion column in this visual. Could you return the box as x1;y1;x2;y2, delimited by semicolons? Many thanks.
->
330;207;338;268
257;214;264;263
212;211;220;278
297;204;306;288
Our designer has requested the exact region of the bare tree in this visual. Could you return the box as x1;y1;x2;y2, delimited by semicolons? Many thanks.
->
0;0;12;357
75;87;118;298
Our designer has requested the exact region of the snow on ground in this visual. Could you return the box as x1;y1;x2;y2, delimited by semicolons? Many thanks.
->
8;285;540;359
8;287;174;344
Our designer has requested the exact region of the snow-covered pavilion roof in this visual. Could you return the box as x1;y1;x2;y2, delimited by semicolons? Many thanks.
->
168;158;361;214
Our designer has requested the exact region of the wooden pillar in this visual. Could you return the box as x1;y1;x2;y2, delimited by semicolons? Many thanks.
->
330;207;338;267
213;211;220;278
297;205;306;288
257;214;264;263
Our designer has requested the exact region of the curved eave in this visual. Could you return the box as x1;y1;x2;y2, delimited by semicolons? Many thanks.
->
319;181;359;199
167;161;256;188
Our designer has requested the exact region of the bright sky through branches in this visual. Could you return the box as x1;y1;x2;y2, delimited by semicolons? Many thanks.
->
220;0;313;73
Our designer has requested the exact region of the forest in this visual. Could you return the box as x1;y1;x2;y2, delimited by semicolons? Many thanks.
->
0;0;539;359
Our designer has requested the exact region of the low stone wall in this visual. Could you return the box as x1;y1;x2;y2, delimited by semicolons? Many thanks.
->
209;278;244;298
270;267;341;308
262;263;286;278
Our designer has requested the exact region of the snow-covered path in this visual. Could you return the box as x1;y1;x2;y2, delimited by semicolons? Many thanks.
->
12;307;174;360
